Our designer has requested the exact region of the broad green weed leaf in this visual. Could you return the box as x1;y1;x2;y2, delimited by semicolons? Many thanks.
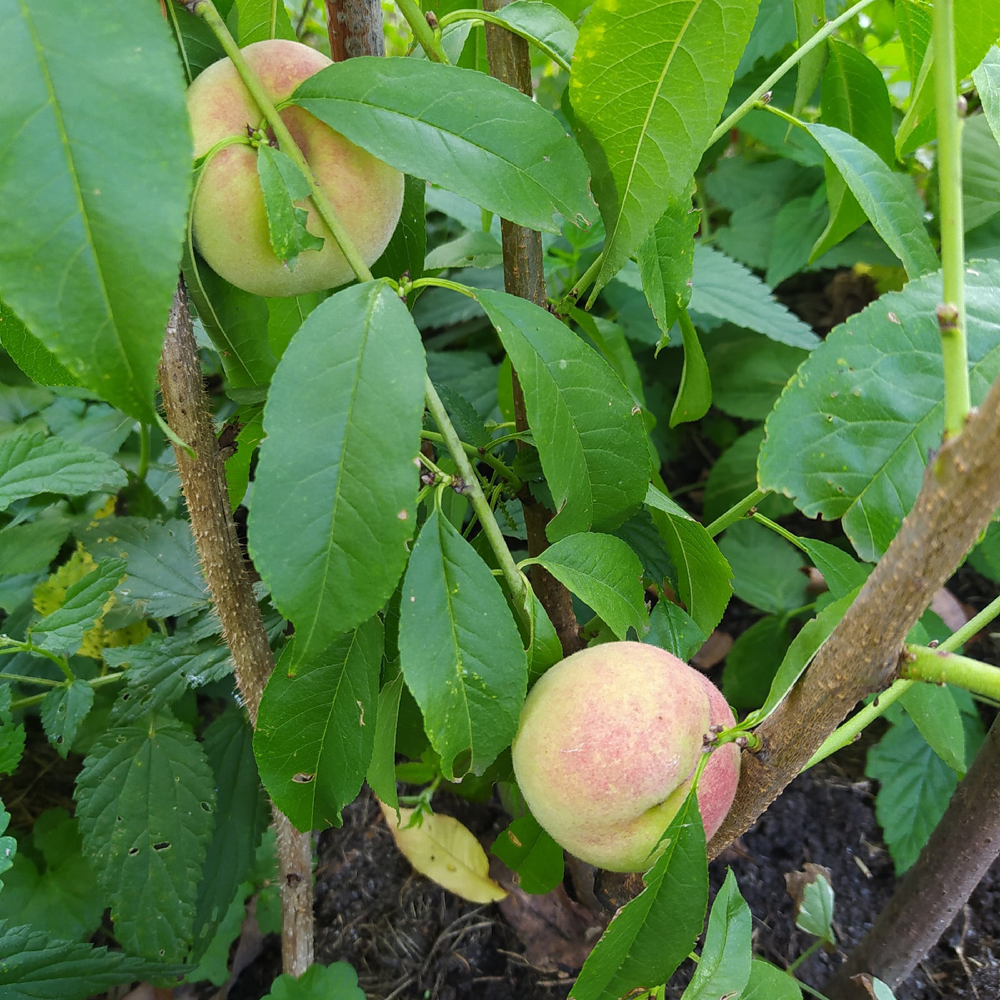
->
643;601;706;663
40;682;95;759
741;959;802;1000
0;512;72;577
263;961;366;1000
491;814;564;894
399;510;527;780
75;716;216;962
760;263;1000;561
254;619;383;830
569;0;759;293
525;532;646;640
249;282;425;666
680;869;752;1000
899;683;966;774
475;289;650;540
867;712;957;873
569;790;707;1000
0;685;26;777
0;1;190;421
0;803;15;891
229;0;296;45
256;144;325;269
719;521;808;615
0;434;126;511
0;921;184;1000
0;301;79;388
294;59;593;233
973;46;1000;145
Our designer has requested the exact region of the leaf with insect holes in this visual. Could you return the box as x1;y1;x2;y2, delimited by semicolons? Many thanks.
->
256;144;325;269
0;803;16;891
40;682;95;758
379;801;507;904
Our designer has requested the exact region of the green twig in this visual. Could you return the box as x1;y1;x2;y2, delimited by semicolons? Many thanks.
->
707;0;878;147
704;488;769;537
420;430;523;490
189;0;376;284
137;421;151;483
788;937;826;974
0;672;63;688
902;645;1000;702
933;0;969;439
395;0;450;62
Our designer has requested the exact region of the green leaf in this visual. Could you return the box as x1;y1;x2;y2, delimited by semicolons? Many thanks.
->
476;1;578;70
722;615;792;711
74;717;216;963
192;707;269;957
491;814;564;894
811;39;895;261
973;46;1000;146
792;0;826;116
766;191;830;287
737;0;796;75
526;532;647;640
225;409;265;509
961;114;1000;232
474;288;651;540
741;959;803;1000
0;921;184;1000
83;518;210;618
867;712;957;873
256;144;326;269
0;803;16;891
718;520;808;615
569;790;707;1000
0;685;26;777
372;173;428;283
869;978;898;1000
527;593;563;684
569;0;759;292
31;557;125;655
0;301;79;388
248;282;425;667
0;512;72;576
266;293;321;360
793;869;835;943
680;869;752;1000
40;682;95;759
399;510;527;780
254;620;382;830
645;487;732;637
900;683;966;774
366;670;404;814
642;601;706;663
670;303;713;427
425;230;504;270
293;59;593;234
229;0;296;45
802;122;938;278
797;537;870;601
0;433;126;511
262;960;366;1000
759;263;1000;561
0;1;190;421
702;427;794;525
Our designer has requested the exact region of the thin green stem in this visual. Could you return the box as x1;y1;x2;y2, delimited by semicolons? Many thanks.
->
191;0;376;284
787;937;826;974
395;0;450;63
553;252;605;314
10;692;48;711
943;592;1000;652
752;512;804;550
704;488;769;537
796;980;833;1000
137;421;151;483
933;0;969;439
902;645;1000;703
0;672;62;688
708;0;878;146
437;8;571;72
424;378;532;631
409;276;478;298
420;430;523;490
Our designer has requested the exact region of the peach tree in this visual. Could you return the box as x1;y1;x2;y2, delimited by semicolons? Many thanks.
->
1;0;1000;998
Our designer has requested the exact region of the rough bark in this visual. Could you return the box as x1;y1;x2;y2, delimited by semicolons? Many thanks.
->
482;0;582;656
159;281;314;974
324;0;385;60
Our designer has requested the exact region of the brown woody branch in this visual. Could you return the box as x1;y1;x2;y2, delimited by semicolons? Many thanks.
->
159;280;313;975
481;0;582;657
324;0;384;60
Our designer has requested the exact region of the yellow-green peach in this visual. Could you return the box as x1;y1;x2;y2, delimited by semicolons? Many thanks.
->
186;39;403;297
511;641;740;873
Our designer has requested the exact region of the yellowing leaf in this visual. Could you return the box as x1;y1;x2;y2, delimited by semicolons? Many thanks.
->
378;800;507;904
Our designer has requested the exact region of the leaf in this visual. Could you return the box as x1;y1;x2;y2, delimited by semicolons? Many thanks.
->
741;959;803;1000
192;707;269;956
973;46;1000;147
569;0;759;292
0;433;126;511
681;869;752;1000
491;814;565;894
226;409;265;509
702;427;794;525
372;173;428;283
670;308;712;427
722;615;792;710
961;115;1000;232
474;288;651;540
83;518;210;618
802;122;938;278
229;0;296;45
256;144;326;269
40;682;95;759
569;790;707;1000
719;521;809;614
867;712;957;873
797;537;870;600
0;300;79;388
899;682;966;774
398;510;527;780
643;601;706;663
262;961;366;1000
0;512;73;576
645;487;732;636
793;0;826;116
293;58;593;234
0;0;190;421
790;866;835;942
74;716;216;961
0;685;26;777
254;619;382;831
613;510;675;590
0;921;184;1000
811;39;895;261
379;801;507;904
736;0;796;75
248;282;425;667
366;671;404;814
31;557;125;655
0;803;16;891
526;532;646;640
476;1;578;70
759;262;1000;561
425;230;504;270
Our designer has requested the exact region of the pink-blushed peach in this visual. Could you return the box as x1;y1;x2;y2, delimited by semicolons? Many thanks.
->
186;39;403;297
511;641;740;873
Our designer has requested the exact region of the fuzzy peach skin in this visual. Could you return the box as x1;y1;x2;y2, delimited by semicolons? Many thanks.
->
187;39;404;297
511;642;740;873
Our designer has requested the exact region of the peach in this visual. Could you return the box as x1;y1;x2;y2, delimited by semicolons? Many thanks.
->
511;641;740;873
187;39;404;297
